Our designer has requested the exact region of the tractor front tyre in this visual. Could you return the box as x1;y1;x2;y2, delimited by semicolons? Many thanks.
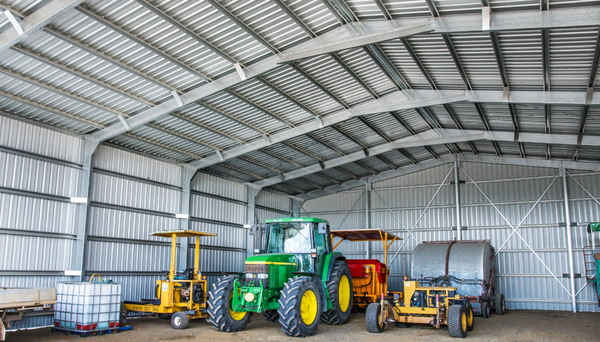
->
448;304;468;338
321;261;353;325
207;275;250;332
170;312;189;329
263;310;279;322
465;302;474;331
278;276;323;337
365;303;385;333
495;293;505;315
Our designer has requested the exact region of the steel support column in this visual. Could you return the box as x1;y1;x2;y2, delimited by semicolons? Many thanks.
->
247;186;261;257
560;168;577;313
291;198;303;217
177;166;195;273
454;160;462;240
365;181;372;258
71;138;99;281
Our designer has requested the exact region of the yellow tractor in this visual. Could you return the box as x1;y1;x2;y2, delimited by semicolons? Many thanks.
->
122;230;215;329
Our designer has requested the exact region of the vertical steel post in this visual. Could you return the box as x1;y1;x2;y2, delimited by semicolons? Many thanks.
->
177;166;195;273
71;138;98;281
561;167;577;313
365;181;372;258
291;198;303;217
246;186;261;257
454;160;462;240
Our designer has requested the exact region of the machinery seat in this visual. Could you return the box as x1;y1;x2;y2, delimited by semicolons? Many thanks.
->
347;259;387;282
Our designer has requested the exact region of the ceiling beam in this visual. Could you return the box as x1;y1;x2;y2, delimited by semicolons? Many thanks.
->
0;0;84;51
278;6;600;63
251;128;600;188
186;89;599;170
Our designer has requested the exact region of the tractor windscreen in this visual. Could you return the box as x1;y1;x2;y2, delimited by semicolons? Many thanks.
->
266;222;312;254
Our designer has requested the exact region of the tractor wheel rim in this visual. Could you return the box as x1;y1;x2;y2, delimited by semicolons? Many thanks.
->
300;289;318;325
461;312;467;332
468;308;473;326
338;275;351;312
228;293;247;321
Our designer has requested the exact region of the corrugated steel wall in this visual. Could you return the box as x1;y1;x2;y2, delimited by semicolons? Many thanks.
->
304;162;600;313
0;116;291;329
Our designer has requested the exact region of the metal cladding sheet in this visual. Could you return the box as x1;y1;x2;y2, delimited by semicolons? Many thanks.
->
411;241;495;298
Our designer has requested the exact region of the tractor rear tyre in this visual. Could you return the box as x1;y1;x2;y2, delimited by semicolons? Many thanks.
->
321;261;353;325
207;275;250;332
465;302;474;331
448;304;468;338
263;310;279;322
278;276;323;337
170;312;189;329
495;293;505;315
365;302;385;333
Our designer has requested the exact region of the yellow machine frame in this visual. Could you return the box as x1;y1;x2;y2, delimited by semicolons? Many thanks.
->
123;230;215;320
331;229;400;308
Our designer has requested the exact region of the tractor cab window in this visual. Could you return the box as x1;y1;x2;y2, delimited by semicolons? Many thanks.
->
266;222;314;272
266;222;312;254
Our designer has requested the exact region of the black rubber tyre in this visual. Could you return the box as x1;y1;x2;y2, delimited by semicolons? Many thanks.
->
321;261;353;325
481;300;491;318
263;310;279;322
277;276;323;337
448;304;467;338
170;312;189;329
207;275;250;332
465;302;474;331
365;302;385;333
495;293;505;315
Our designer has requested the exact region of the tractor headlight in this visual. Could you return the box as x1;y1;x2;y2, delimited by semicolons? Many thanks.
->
244;292;256;302
245;273;268;279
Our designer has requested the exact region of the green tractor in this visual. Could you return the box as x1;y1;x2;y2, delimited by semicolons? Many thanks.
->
207;217;353;337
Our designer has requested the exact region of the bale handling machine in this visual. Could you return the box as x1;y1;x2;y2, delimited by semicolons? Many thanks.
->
207;217;353;337
331;229;475;338
122;230;215;329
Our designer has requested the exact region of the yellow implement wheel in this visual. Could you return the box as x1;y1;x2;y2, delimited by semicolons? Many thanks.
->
338;274;351;313
300;289;318;325
448;304;468;338
461;311;467;332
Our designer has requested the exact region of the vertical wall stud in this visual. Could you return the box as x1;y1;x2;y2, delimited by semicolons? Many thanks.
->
177;166;195;273
291;198;303;217
71;138;99;281
560;167;577;313
365;180;372;258
454;160;462;240
246;185;261;257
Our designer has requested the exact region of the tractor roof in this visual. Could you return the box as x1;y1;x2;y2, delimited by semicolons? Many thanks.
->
153;230;216;238
264;217;328;224
331;229;401;242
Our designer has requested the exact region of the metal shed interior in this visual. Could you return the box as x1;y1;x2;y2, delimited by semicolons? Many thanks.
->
1;0;600;331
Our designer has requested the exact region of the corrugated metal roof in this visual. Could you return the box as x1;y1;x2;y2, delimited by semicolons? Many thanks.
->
0;0;598;196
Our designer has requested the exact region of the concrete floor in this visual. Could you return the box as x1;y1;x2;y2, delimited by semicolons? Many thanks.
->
8;311;600;342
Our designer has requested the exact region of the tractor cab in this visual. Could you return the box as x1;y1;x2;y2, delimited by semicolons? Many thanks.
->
258;217;332;273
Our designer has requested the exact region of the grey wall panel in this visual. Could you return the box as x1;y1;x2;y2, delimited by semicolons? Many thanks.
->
0;151;81;196
190;194;246;225
86;240;170;272
0;193;76;234
0;235;72;271
256;191;290;212
0;275;71;288
190;221;246;250
190;248;245;274
0;116;82;163
88;206;179;241
94;145;181;187
193;173;246;202
102;275;163;302
91;173;180;213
